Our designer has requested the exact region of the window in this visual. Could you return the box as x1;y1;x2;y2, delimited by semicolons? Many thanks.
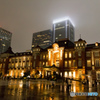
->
69;52;71;58
43;62;45;66
59;34;61;36
43;55;45;59
46;62;48;66
65;52;67;58
73;51;75;58
95;59;100;67
23;57;26;61
39;62;42;67
86;52;91;57
26;62;29;67
40;54;42;60
64;72;68;77
65;61;67;67
94;52;99;57
69;72;72;78
78;60;82;67
78;51;81;56
65;42;67;44
19;59;21;62
56;53;59;60
76;44;78;47
33;62;35;67
56;61;59;67
87;60;91;67
34;55;36;59
73;60;75;67
69;60;71;67
56;37;58;39
81;43;83;46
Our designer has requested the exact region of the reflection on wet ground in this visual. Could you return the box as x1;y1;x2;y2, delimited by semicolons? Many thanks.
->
0;79;100;100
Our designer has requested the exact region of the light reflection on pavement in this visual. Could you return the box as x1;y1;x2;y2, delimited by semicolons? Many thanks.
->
0;79;100;100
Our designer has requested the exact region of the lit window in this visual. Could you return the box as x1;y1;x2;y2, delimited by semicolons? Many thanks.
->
56;37;58;39
43;62;45;66
46;55;48;59
32;45;34;47
81;43;83;46
73;72;75;78
43;55;45;59
69;61;71;67
65;52;67;58
69;72;72;78
59;34;61;36
69;52;71;58
79;43;80;46
65;42;67;44
87;60;91;67
76;44;78;46
56;53;59;59
46;62;48;66
64;72;68;77
65;61;67;67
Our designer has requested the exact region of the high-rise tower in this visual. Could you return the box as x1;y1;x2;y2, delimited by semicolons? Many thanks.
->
32;29;52;49
53;17;75;42
0;27;12;54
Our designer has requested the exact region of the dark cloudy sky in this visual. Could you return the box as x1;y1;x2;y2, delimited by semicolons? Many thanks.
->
0;0;100;52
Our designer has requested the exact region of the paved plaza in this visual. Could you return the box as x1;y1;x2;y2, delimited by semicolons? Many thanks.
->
0;79;100;100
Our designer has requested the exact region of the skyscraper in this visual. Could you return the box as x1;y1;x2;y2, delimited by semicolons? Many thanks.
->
53;17;75;42
0;27;12;54
32;29;52;49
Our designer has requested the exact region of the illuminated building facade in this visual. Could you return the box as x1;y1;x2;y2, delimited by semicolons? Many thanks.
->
32;29;53;49
85;42;100;83
0;27;12;54
0;39;100;84
0;47;14;76
0;49;32;78
8;52;32;78
53;18;75;43
32;39;86;80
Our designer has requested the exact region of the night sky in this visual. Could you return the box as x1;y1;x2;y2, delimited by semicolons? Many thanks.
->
0;0;100;52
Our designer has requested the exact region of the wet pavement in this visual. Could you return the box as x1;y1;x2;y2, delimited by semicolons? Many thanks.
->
0;79;100;100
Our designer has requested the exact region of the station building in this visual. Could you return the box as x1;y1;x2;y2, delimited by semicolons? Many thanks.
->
0;39;100;83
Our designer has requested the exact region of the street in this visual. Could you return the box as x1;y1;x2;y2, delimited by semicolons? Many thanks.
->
0;79;100;100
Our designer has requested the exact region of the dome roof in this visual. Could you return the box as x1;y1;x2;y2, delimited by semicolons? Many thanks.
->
78;38;83;41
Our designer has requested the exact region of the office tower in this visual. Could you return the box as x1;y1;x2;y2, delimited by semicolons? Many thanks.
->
32;29;52;49
53;17;75;42
0;27;12;54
